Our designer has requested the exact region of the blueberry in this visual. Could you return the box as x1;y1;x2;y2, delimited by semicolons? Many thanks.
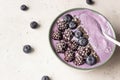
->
42;76;50;80
69;21;77;29
86;55;96;65
78;37;88;46
23;45;32;53
74;30;83;38
63;14;73;23
20;4;28;11
86;0;94;5
30;21;39;29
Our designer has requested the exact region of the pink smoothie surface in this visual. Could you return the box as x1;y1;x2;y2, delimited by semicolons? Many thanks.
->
50;9;116;69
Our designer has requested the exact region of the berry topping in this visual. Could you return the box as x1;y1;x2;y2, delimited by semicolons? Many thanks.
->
56;40;67;53
63;29;74;41
63;14;73;23
86;55;97;65
73;53;85;66
57;21;69;32
52;31;62;40
51;13;100;67
68;40;79;51
64;48;75;62
78;37;88;46
74;30;83;38
77;46;91;58
69;21;78;29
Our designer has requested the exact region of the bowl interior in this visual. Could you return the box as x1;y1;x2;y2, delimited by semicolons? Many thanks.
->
49;8;116;70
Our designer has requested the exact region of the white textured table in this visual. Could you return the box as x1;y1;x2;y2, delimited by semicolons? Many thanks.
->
0;0;120;80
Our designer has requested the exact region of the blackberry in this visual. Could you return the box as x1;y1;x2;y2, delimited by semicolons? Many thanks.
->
77;46;91;58
73;53;84;66
64;48;75;62
63;29;74;41
68;40;79;51
56;40;67;53
52;31;62;40
57;21;68;32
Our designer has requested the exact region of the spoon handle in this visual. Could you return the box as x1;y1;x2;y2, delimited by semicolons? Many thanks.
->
103;32;120;46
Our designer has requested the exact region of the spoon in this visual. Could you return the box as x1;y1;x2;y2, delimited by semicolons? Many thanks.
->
102;30;120;46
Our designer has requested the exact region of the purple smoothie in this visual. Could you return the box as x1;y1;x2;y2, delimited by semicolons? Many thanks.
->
50;9;116;69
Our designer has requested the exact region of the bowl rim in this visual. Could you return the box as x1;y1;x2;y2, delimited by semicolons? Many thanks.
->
49;8;116;70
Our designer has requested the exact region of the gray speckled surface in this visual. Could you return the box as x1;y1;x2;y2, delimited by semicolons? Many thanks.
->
0;0;120;80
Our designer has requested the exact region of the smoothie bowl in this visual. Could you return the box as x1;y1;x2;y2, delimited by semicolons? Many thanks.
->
49;8;116;70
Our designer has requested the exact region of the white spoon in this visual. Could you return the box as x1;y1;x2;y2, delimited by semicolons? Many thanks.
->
102;31;120;46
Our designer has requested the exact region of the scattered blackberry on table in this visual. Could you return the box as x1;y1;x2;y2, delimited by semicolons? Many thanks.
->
63;29;74;41
63;14;73;23
30;21;39;29
57;21;69;32
69;21;78;29
68;40;79;51
73;53;85;66
41;76;50;80
78;37;88;46
86;0;94;5
52;31;62;40
64;48;75;62
56;40;67;53
23;45;32;53
77;46;91;58
20;4;29;11
86;55;97;65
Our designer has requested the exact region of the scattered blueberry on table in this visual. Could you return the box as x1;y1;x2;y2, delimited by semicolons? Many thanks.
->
42;76;50;80
20;4;29;11
86;0;94;5
30;21;39;29
23;45;33;53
